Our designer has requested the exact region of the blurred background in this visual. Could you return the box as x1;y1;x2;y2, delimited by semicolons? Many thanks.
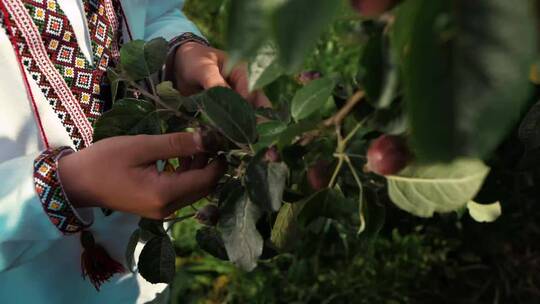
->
166;1;540;303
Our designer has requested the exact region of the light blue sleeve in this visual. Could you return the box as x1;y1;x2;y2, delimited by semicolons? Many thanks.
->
0;154;62;272
144;0;203;41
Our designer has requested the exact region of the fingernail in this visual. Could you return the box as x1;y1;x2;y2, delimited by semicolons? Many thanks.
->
193;131;205;152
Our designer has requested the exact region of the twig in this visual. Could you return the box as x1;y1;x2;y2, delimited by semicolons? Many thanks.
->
163;213;196;223
344;156;366;235
129;80;192;121
164;213;196;232
329;156;344;188
324;90;365;127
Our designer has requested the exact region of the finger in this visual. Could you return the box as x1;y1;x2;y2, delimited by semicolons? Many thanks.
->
227;65;273;108
134;132;204;163
160;157;227;207
228;65;250;100
198;64;230;90
253;91;272;108
177;189;212;207
176;156;193;173
190;153;209;170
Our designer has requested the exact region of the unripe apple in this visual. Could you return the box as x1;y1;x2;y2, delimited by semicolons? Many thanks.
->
307;160;332;191
195;204;219;226
350;0;398;17
366;134;410;175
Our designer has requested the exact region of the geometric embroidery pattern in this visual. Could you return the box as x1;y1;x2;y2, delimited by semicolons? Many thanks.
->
1;0;122;150
34;147;91;234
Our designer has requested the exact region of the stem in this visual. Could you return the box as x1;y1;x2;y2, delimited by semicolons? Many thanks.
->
129;80;160;103
324;90;365;127
130;80;193;121
329;126;345;188
163;213;196;223
343;119;366;145
345;156;366;235
344;153;366;160
329;156;344;188
148;77;157;96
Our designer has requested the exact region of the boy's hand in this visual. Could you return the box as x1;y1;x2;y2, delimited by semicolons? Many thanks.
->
58;132;226;219
172;42;271;108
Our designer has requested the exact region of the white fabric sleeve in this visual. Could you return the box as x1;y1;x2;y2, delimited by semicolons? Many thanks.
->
0;153;61;272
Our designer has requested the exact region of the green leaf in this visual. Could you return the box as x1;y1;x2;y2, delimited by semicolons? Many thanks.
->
138;236;176;284
360;199;386;241
367;105;408;135
125;229;140;272
273;0;340;71
196;227;229;260
196;87;257;144
277;119;318;148
291;77;335;121
138;218;166;236
248;44;284;92
256;107;291;123
217;188;263;271
467;201;502;223
270;202;305;252
156;81;188;110
245;152;289;212
93;99;160;142
107;68;123;103
386;158;490;217
297;189;355;227
393;0;536;160
267;162;289;208
120;38;168;81
360;27;399;109
255;120;288;149
257;121;288;138
519;100;540;151
226;0;268;65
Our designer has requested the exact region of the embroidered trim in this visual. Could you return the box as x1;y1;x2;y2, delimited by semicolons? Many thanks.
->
102;0;119;58
3;0;94;147
2;0;122;150
0;3;50;148
34;147;92;234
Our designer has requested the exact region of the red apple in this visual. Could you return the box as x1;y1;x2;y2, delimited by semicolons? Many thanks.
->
350;0;398;17
366;134;410;175
307;160;332;191
297;71;322;85
264;146;281;163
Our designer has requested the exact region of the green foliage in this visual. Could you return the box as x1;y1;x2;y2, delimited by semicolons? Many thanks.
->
120;38;168;81
273;0;340;71
386;158;490;217
195;87;257;144
290;77;335;121
245;152;288;212
247;43;283;92
217;188;263;271
138;236;176;284
93;0;540;300
393;0;537;161
93;99;160;142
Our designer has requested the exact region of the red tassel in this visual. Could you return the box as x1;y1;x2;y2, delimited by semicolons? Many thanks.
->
80;230;125;291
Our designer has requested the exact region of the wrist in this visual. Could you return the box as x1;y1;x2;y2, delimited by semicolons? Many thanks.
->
57;151;98;208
